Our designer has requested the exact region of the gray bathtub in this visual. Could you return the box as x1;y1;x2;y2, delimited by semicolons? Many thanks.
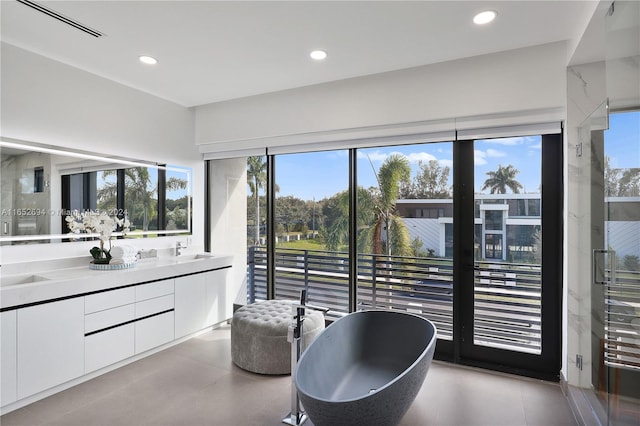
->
294;310;437;426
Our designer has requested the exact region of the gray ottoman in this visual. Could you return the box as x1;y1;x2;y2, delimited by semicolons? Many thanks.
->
231;299;325;375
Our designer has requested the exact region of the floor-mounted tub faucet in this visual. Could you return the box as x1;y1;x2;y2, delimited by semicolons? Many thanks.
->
283;290;329;426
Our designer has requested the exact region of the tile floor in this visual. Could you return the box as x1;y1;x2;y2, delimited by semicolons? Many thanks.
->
1;325;577;426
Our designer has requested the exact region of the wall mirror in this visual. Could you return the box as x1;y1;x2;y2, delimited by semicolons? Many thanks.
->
0;137;192;245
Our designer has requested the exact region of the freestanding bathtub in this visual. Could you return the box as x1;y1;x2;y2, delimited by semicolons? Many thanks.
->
294;310;437;426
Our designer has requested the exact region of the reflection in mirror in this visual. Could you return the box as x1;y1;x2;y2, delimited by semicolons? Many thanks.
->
124;168;158;234
1;138;192;245
166;168;191;231
0;146;51;242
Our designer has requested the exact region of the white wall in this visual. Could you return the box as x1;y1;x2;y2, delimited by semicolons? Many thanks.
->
195;41;568;150
1;43;202;263
208;158;247;307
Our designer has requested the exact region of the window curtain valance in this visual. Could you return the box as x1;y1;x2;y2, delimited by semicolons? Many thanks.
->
200;107;563;159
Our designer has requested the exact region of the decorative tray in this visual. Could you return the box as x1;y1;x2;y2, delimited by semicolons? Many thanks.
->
89;262;137;271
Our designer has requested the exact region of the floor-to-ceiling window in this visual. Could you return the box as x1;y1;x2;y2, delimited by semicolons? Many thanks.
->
245;151;349;317
241;128;562;379
271;150;349;318
356;142;455;342
246;155;268;301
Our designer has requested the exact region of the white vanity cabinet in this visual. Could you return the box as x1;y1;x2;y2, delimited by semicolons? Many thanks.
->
174;268;232;338
205;268;231;326
174;274;207;338
1;310;17;406
1;254;234;413
16;298;85;399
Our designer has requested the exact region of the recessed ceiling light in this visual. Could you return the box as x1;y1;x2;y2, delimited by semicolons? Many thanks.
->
473;10;497;25
139;55;158;65
310;50;327;61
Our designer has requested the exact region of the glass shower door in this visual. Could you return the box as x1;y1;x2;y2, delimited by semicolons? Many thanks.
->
590;106;640;426
593;1;640;423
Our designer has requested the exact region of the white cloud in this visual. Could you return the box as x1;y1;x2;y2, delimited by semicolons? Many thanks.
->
357;150;440;164
357;150;387;162
439;159;453;169
486;148;507;158
474;150;487;165
480;137;523;146
405;152;437;163
326;150;348;159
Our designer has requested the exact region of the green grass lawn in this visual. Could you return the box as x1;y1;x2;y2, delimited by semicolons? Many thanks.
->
276;239;327;251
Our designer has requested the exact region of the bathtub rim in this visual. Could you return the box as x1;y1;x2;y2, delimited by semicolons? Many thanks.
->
294;309;437;404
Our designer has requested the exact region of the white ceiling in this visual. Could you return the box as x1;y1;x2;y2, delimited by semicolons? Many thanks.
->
1;1;597;107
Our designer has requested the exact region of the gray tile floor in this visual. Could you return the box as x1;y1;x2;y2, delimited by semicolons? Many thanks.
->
1;325;577;426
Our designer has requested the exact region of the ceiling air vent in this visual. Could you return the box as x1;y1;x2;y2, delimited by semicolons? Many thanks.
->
17;0;104;38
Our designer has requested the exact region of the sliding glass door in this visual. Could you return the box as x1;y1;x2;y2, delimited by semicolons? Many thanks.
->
451;134;562;378
588;106;640;425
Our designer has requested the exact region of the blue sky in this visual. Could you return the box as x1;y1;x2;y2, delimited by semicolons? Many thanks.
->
605;110;640;170
275;137;542;200
274;110;639;201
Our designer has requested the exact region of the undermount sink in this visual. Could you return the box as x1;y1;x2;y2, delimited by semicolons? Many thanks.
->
178;253;215;261
1;274;51;287
150;253;215;266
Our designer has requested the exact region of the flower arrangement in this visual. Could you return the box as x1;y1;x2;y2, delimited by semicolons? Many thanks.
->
66;210;130;264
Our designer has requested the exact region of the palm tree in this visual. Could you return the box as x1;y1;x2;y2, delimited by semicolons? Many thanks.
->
247;156;266;245
325;154;412;257
99;168;156;231
481;164;523;194
98;168;187;232
125;168;156;231
324;187;376;253
373;154;412;256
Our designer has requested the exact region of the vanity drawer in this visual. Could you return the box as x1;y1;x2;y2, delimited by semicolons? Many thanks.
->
135;311;174;354
135;294;174;318
85;323;134;373
85;304;135;334
135;279;174;302
85;287;135;314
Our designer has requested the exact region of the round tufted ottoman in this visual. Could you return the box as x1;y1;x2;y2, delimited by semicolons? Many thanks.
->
231;299;325;375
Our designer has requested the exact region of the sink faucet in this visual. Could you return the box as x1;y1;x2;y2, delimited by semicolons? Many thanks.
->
175;241;185;256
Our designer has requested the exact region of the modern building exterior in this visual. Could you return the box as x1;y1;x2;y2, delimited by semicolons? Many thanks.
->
399;194;542;261
400;195;640;264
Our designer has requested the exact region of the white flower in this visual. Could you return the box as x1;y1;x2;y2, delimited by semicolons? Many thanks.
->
66;210;129;242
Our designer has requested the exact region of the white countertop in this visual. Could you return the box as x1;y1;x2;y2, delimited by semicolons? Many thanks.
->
0;253;233;310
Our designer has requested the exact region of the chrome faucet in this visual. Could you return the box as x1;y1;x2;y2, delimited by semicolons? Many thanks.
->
175;241;185;256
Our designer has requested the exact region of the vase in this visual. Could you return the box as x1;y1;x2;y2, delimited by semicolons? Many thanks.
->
90;241;112;264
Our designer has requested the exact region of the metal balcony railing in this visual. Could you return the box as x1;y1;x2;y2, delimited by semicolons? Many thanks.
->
247;246;640;364
247;246;545;354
